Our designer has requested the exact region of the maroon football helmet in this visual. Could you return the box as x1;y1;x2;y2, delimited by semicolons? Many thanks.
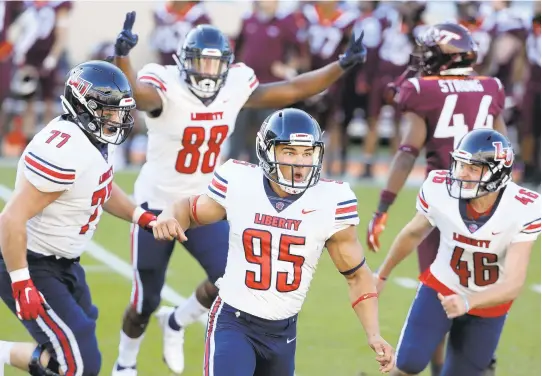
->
411;22;478;76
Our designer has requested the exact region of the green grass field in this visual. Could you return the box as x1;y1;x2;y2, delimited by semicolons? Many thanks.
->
0;166;539;376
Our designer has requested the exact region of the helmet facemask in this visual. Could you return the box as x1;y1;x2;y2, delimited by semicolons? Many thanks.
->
446;149;512;200
257;132;324;195
174;47;232;100
61;87;136;145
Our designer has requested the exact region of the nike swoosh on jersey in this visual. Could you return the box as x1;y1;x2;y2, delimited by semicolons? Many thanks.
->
287;337;296;344
301;209;317;214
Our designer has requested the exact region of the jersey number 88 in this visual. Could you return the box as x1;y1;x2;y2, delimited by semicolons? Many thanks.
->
175;125;229;174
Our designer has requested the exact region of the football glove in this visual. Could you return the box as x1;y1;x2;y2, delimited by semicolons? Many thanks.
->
367;212;388;253
338;31;367;71
115;11;139;57
11;269;48;320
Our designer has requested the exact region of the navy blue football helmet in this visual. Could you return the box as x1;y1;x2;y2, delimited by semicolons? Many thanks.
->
256;108;325;194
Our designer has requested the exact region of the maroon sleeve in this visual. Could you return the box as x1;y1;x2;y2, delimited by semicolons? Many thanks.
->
396;79;424;115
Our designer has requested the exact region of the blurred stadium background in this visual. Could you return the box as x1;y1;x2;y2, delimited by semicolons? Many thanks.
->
0;1;540;375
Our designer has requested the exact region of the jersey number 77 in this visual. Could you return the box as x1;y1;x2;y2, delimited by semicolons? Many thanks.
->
175;125;229;174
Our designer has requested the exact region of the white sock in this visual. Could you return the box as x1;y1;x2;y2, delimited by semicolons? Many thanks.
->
0;341;14;366
173;293;209;328
117;331;144;367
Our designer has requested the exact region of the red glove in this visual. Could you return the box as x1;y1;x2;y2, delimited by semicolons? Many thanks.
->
133;207;157;231
367;212;388;253
10;269;48;320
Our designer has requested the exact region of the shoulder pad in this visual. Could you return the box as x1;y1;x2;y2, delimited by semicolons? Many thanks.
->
138;63;169;92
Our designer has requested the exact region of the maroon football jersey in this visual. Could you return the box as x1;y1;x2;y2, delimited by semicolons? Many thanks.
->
151;2;210;66
299;3;358;70
397;76;506;174
236;11;304;84
24;1;72;66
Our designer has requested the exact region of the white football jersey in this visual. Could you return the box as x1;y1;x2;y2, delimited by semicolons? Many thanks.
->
134;63;259;210
417;170;541;316
15;117;116;259
206;159;360;320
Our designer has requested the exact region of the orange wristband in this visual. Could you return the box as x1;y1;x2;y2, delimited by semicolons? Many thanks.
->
352;293;378;308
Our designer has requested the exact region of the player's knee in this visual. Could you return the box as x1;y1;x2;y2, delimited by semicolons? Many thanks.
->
396;346;429;375
141;292;162;315
124;305;152;332
196;279;219;309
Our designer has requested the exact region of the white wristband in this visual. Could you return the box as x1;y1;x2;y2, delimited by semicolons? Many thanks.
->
132;206;146;224
461;294;470;312
9;267;30;283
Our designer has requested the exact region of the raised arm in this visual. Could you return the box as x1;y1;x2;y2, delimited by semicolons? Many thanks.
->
114;11;162;113
326;225;395;373
243;31;367;109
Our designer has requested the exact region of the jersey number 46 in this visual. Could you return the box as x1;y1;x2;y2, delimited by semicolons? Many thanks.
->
451;246;498;288
175;125;229;174
243;229;306;293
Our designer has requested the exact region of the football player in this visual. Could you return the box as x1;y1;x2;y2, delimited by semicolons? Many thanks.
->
0;61;156;376
13;1;72;133
374;129;540;376
366;23;508;375
297;0;358;176
111;11;369;375
519;9;540;186
150;0;210;66
153;108;395;376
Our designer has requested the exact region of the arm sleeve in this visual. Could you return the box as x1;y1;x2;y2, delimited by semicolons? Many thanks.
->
137;63;168;105
205;159;236;210
326;183;360;240
22;138;78;193
230;63;259;104
511;201;541;243
396;78;423;114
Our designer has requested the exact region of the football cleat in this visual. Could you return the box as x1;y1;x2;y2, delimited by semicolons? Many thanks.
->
156;306;186;374
111;362;137;376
